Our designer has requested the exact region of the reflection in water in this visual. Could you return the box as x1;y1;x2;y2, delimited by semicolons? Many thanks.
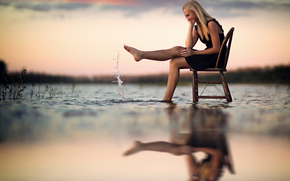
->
123;107;235;181
1;82;290;181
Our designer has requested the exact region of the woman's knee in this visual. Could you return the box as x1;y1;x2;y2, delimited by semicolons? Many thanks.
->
170;46;184;56
170;57;190;70
170;57;182;69
170;60;178;70
170;146;182;156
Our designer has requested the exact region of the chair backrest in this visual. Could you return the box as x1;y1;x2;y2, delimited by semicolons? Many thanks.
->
215;27;235;68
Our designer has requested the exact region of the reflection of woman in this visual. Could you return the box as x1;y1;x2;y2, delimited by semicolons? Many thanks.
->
123;141;222;181
123;108;234;181
124;0;225;101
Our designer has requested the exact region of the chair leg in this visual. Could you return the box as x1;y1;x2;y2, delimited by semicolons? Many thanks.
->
192;71;198;103
220;71;232;102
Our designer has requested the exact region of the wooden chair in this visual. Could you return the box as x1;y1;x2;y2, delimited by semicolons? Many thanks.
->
190;27;234;103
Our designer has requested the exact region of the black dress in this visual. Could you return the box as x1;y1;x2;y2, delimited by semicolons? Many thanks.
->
185;19;225;70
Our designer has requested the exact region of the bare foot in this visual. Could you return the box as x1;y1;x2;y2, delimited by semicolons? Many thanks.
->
123;141;142;156
124;45;142;62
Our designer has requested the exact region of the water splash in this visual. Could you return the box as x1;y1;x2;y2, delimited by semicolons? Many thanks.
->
113;51;126;101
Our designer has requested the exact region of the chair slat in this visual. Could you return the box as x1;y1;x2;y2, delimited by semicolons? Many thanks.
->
197;81;222;84
216;27;235;69
197;96;227;99
190;68;227;72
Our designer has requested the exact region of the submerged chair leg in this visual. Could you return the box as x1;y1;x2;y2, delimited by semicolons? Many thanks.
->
220;71;232;102
192;71;198;103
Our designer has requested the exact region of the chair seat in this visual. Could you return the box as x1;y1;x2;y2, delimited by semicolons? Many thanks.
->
190;68;227;72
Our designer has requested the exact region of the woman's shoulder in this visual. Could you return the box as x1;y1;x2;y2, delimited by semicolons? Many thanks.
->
207;18;216;23
207;18;224;33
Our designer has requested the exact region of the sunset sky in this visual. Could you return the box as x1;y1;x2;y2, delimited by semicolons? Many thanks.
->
1;0;290;76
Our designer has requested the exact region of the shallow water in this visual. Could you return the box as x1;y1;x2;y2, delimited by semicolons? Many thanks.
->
0;83;290;181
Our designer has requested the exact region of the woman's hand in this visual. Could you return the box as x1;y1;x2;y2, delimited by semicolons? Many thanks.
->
181;47;195;57
189;20;195;27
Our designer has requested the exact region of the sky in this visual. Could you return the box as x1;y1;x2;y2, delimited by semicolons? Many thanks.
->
1;0;290;76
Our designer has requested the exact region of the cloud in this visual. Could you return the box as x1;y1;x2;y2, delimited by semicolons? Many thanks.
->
1;0;289;17
0;1;92;12
100;0;290;17
63;0;136;6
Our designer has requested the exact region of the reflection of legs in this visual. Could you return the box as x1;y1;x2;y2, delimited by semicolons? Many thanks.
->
123;141;184;156
123;141;199;181
124;45;184;61
184;154;198;181
163;57;191;101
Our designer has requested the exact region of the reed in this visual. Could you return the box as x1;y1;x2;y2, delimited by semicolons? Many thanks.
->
30;83;35;99
0;67;76;101
14;68;27;99
60;81;63;98
43;81;54;98
37;75;43;98
72;83;75;97
1;72;9;101
8;76;15;99
0;68;27;101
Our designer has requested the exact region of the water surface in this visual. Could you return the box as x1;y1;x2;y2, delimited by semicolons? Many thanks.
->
0;83;290;181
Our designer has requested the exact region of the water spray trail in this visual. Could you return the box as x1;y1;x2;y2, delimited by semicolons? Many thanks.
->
113;51;126;101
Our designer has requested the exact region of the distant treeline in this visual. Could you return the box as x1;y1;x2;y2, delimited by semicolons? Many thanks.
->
1;60;290;84
121;64;290;84
220;64;290;84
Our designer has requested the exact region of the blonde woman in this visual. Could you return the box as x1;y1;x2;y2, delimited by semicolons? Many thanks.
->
124;0;225;102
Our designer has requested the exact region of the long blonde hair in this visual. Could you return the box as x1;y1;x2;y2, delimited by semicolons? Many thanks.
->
198;161;211;181
182;0;213;41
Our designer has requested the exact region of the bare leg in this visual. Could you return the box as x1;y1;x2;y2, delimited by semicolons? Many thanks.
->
123;141;185;156
124;45;184;62
163;57;191;101
124;45;191;101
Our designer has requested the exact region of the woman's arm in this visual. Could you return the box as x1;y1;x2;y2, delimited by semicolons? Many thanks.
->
192;147;222;181
185;22;198;48
182;21;221;56
180;146;221;157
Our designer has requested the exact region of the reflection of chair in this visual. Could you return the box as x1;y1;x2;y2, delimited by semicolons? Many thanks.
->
189;108;235;174
215;132;235;174
191;123;235;175
190;27;234;103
